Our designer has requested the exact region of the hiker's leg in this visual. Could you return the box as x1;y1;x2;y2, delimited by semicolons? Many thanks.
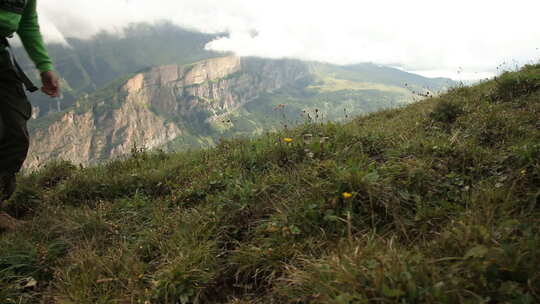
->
0;66;32;202
0;51;30;230
0;109;4;144
0;106;24;227
0;106;30;177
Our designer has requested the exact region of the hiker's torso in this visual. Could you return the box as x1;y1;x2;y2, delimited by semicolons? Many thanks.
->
0;0;28;36
0;5;32;118
0;38;31;119
0;0;54;73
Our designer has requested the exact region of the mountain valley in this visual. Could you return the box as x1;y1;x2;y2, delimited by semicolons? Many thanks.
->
14;23;454;168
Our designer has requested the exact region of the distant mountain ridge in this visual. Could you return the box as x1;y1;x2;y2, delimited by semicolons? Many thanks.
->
25;54;455;168
10;22;457;168
14;23;454;120
14;22;222;118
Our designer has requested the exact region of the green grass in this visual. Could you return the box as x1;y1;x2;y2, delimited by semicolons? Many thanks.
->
308;74;411;95
1;64;539;303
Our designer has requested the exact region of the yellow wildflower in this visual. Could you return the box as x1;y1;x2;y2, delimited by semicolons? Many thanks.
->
283;137;293;143
342;192;353;199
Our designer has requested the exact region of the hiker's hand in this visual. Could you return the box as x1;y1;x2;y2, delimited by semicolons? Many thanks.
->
41;71;60;97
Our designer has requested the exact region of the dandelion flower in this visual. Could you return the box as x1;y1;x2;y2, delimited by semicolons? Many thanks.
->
283;137;293;143
342;192;353;199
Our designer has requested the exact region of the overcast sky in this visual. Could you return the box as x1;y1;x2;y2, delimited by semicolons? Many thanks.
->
37;0;540;80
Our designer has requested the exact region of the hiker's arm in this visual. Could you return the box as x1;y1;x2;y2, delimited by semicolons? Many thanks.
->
18;0;59;96
17;0;53;73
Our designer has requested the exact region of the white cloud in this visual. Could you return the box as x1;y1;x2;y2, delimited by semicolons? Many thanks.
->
36;0;540;80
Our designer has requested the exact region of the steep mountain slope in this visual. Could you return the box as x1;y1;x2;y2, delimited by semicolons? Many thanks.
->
1;64;538;303
26;56;453;168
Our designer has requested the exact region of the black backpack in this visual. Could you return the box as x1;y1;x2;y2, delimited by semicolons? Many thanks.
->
0;0;27;15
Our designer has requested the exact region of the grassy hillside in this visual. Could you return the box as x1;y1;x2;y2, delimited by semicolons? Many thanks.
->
307;62;453;95
1;65;539;303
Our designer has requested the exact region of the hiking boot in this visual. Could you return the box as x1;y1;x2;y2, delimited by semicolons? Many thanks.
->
0;174;21;232
0;173;16;202
0;211;24;231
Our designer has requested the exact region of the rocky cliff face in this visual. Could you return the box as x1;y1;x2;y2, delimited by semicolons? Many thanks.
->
26;55;453;169
26;56;311;168
130;56;310;120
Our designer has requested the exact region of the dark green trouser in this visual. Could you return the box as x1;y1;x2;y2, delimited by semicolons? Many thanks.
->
0;47;32;175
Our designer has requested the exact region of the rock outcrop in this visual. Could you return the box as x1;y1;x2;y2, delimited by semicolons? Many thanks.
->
26;56;310;168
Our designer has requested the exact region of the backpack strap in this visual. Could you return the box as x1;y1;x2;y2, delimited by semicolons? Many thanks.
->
1;36;39;92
